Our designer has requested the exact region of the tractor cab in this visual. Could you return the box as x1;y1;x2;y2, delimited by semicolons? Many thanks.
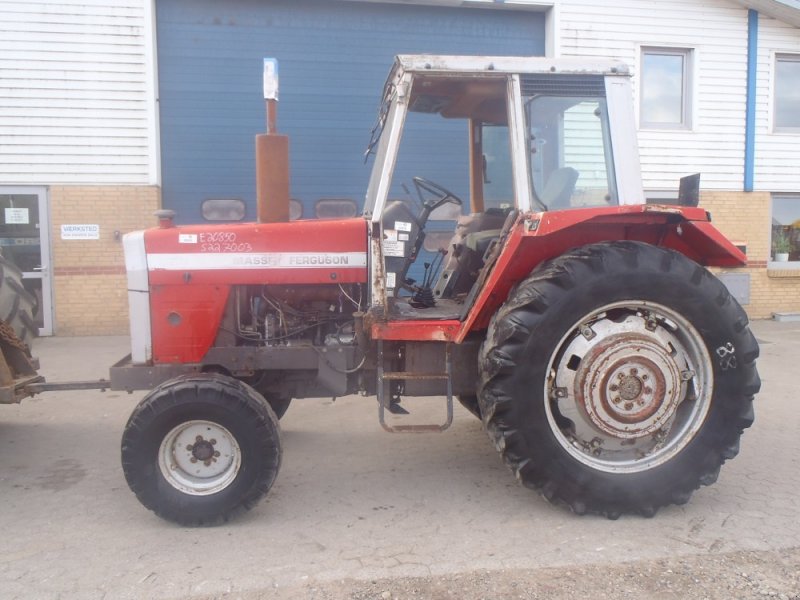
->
362;55;644;324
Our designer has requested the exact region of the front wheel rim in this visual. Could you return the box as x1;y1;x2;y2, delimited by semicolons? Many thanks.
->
544;301;714;474
158;420;242;495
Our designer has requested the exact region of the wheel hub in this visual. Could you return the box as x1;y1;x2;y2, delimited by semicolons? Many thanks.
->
158;420;241;496
187;436;219;463
574;332;683;439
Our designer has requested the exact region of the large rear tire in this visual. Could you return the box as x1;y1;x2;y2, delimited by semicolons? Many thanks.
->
0;255;37;349
478;241;759;518
121;374;282;526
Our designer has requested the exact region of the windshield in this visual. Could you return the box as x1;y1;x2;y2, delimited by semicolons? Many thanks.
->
525;95;617;211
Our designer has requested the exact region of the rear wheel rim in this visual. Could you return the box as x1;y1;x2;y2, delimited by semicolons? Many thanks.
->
544;301;713;474
158;420;241;495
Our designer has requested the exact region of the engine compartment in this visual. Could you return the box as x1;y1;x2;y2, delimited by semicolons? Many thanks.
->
226;283;365;348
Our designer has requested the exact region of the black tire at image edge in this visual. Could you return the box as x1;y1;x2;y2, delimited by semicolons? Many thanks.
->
0;255;38;348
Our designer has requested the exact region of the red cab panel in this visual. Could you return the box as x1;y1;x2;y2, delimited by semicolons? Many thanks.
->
457;204;746;340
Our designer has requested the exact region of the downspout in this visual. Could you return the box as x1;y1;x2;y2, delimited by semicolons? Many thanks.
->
744;9;758;192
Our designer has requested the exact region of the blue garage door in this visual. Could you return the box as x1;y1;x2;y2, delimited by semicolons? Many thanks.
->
156;0;545;223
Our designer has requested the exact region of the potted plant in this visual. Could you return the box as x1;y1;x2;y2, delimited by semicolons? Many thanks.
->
773;229;791;262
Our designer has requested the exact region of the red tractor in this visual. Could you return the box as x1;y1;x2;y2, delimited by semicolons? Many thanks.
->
10;55;760;525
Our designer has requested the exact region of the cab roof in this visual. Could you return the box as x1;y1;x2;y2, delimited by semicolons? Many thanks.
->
394;54;631;77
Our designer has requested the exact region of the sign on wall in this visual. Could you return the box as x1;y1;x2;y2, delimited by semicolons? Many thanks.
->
61;224;100;240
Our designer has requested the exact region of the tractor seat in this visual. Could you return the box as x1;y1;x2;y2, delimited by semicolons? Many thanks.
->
541;166;579;210
464;229;502;258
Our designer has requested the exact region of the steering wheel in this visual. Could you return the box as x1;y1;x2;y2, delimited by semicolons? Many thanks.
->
412;176;463;211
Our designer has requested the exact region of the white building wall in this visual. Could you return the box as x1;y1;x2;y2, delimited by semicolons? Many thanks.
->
556;0;750;192
0;0;155;185
754;13;800;192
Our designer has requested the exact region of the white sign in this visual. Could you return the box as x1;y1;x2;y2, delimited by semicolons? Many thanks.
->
179;234;198;244
395;221;412;232
386;272;396;289
382;240;406;257
61;224;100;240
263;58;279;100
4;207;29;224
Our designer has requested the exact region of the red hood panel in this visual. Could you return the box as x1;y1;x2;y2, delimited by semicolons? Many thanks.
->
144;218;369;285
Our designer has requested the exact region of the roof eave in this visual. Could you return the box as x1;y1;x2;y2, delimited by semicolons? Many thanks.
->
732;0;800;28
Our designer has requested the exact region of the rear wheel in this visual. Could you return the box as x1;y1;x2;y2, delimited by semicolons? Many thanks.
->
478;241;759;518
121;374;282;526
0;255;37;349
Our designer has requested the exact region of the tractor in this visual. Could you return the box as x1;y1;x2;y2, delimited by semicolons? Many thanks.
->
2;55;760;525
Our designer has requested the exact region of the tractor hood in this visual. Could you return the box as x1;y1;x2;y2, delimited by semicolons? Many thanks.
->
137;217;369;287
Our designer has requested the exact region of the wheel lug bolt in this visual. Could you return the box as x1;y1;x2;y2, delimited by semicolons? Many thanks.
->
624;402;634;410
186;444;193;451
617;373;624;379
642;374;649;381
644;387;652;394
612;397;621;404
610;384;618;391
209;439;217;445
214;451;220;457
190;457;198;463
195;436;203;443
630;368;638;375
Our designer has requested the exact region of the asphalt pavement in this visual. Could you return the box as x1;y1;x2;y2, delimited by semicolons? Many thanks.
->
0;320;798;599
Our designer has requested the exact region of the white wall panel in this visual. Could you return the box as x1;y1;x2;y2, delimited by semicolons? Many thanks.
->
558;0;750;191
0;0;154;185
754;14;800;191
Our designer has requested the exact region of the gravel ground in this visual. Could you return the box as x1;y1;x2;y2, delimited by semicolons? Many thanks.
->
211;547;800;599
1;320;799;599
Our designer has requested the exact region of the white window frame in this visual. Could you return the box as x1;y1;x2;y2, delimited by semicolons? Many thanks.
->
639;47;693;130
773;53;800;133
769;194;800;269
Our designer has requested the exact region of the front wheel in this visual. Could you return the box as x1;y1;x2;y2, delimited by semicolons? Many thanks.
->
478;241;759;518
121;374;282;526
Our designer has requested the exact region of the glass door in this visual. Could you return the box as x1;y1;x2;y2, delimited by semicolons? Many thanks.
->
0;187;53;336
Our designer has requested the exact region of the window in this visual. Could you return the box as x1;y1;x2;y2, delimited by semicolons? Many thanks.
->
640;48;692;129
314;198;358;219
201;198;245;221
525;95;617;210
774;54;800;130
771;195;800;264
481;124;514;210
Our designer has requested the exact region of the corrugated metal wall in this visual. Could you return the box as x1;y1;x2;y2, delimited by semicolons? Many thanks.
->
156;0;544;223
0;0;152;185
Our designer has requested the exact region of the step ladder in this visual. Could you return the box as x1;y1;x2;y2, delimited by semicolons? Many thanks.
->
376;340;454;433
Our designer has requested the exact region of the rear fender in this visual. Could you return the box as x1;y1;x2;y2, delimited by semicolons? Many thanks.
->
456;204;745;341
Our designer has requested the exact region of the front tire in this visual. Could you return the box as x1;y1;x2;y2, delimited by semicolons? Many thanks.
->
478;241;759;518
121;374;282;526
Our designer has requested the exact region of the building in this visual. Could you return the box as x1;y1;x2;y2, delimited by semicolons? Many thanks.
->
0;0;798;336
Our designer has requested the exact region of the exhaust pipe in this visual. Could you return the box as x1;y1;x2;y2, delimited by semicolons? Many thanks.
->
255;58;290;223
